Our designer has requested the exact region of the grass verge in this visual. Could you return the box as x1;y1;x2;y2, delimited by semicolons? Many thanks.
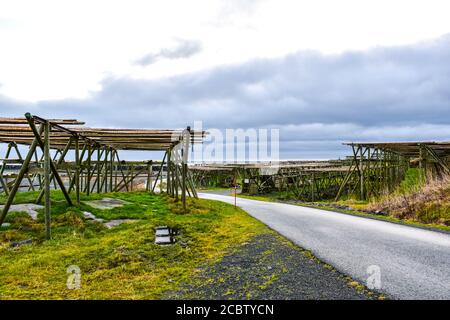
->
0;191;268;299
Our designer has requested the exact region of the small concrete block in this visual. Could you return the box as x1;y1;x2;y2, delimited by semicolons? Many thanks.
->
155;235;174;245
0;203;44;220
83;211;96;220
104;219;135;229
156;228;170;237
83;198;130;210
82;211;104;222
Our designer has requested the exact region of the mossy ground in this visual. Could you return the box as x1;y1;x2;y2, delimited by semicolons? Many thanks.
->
0;190;268;299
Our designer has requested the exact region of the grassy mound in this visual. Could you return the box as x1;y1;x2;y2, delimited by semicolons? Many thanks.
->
0;191;268;299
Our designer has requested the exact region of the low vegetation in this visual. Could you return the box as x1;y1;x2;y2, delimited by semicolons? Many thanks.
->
368;170;450;227
0;191;268;299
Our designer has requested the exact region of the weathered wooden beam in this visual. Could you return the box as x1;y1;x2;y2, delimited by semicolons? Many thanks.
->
74;138;81;204
146;161;153;192
109;147;114;192
0;117;84;125
44;121;51;239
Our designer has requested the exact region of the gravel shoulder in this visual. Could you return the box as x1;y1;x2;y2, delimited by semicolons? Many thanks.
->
167;233;383;300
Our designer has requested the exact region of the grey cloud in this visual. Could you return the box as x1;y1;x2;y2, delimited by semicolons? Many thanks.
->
135;40;202;66
1;34;450;159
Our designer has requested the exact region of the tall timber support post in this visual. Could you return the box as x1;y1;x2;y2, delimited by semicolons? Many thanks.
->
182;127;190;212
0;114;206;237
162;127;198;213
43;120;51;239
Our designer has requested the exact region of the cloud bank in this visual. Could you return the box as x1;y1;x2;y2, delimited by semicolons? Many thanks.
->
1;35;450;159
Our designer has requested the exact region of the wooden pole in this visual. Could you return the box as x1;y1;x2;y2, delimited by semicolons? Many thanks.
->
167;148;171;194
359;146;364;200
113;150;117;192
109;147;114;192
234;171;237;207
149;162;153;193
130;163;134;192
97;146;101;193
75;137;80;204
103;147;109;192
419;145;426;184
86;143;91;196
146;161;152;192
44;121;51;239
182;127;190;213
182;162;187;212
51;150;60;190
367;148;371;198
174;151;179;200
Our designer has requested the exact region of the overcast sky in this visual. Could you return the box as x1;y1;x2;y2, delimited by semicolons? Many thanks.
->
1;0;450;160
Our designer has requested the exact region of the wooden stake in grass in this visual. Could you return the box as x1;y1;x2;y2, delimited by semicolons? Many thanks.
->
44;121;51;240
75;137;80;205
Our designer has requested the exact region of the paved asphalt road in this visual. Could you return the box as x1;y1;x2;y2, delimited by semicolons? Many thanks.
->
199;192;450;299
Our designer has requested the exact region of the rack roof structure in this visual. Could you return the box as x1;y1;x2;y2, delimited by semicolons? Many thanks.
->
344;141;450;158
0;115;206;151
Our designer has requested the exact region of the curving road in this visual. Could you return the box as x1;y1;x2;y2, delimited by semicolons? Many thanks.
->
199;192;450;300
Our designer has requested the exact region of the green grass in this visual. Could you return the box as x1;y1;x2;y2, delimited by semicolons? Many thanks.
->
0;191;269;299
397;168;424;195
236;193;278;202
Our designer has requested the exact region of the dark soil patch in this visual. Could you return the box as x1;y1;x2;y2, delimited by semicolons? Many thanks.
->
167;233;382;300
